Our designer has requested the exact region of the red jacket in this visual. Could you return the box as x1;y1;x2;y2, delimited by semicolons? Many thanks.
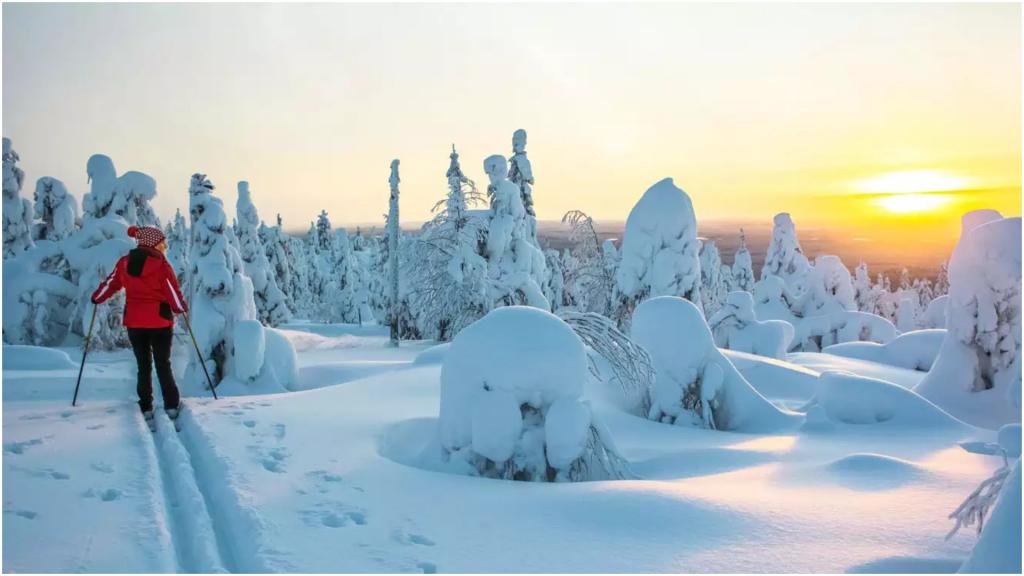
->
91;247;188;329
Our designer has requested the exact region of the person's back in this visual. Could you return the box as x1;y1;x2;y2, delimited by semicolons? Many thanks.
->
92;225;187;428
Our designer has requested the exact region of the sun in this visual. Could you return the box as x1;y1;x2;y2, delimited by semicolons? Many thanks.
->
854;170;968;215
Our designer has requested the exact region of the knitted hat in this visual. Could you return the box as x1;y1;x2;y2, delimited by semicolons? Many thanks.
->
127;225;166;248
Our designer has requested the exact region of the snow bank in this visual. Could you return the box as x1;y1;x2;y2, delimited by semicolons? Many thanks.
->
631;296;795;432
614;178;701;324
708;291;793;359
439;306;627;481
413;343;450;366
824;329;945;371
916;214;1021;429
1;345;75;370
805;371;966;430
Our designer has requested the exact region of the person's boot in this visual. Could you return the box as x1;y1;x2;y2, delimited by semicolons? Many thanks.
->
142;410;156;432
165;403;180;421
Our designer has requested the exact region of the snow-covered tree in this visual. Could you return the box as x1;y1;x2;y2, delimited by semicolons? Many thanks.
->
2;242;78;346
164;209;189;279
934;260;950;296
387;159;401;346
761;212;810;295
508;129;535;220
260;214;294;313
731;228;755;292
325;229;367;324
439;306;629;481
613;177;701;327
543;249;567;311
82;154;159;227
236;182;291;326
562;210;614;315
916;212;1021;428
483;154;549;311
852;261;878;314
32;176;78;242
185;173;296;392
699;239;726;316
3;138;34;259
407;146;489;340
720;263;735;294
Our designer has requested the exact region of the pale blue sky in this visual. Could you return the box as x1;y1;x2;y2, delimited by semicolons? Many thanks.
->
3;3;1019;234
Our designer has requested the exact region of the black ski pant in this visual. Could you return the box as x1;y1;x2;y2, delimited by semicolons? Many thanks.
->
127;327;179;413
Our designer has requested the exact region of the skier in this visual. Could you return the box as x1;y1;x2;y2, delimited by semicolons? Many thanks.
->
91;225;188;430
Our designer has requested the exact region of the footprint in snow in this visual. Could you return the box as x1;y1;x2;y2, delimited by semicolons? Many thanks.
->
90;461;114;474
4;509;38;520
18;414;46;421
418;561;438;574
394;529;435;547
262;459;285;473
86;424;105;430
273;423;286;440
243;420;257;428
4;438;43;454
99;489;121;502
299;506;367;528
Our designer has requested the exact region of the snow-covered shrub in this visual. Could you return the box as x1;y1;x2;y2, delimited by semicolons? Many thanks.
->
542;248;567;311
2;241;78;345
185;173;295;392
32;176;78;241
438;307;629;482
326;229;368;324
236;182;291;326
852;262;879;314
824;329;945;371
708;291;794;359
483;154;549;311
260;215;294;313
795;255;856;317
631;296;793;432
561;210;615;315
558;310;654;416
699;240;726;316
3;137;34;259
614;178;702;327
731;229;755;292
921;294;948;329
761;213;810;294
916;213;1022;429
803;371;965;430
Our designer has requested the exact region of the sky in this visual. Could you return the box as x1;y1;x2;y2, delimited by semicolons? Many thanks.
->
3;3;1020;249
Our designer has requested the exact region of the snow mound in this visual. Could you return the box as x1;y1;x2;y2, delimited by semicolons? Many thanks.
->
631;296;796;432
823;453;928;490
413;343;450;366
439;307;628;481
2;345;76;370
709;291;794;359
805;371;967;430
998;423;1021;459
824;329;945;371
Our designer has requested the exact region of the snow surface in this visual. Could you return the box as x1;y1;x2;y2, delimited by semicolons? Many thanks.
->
3;321;1015;573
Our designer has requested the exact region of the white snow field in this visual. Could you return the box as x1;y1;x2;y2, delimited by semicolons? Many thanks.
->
2;322;1016;573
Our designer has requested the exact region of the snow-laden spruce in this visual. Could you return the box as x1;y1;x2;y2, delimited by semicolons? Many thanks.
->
186;173;296;393
260;215;295;314
708;291;794;359
235;182;291;326
483;154;549;311
163;209;189;280
387;160;401;346
614;178;701;327
32;177;78;242
2;240;79;346
699;239;726;316
916;211;1021;429
83;154;159;227
632;296;794;431
731;229;755;292
3;137;34;259
438;306;629;481
761;212;810;295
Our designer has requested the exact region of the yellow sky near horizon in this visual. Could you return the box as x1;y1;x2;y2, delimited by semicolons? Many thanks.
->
2;2;1020;252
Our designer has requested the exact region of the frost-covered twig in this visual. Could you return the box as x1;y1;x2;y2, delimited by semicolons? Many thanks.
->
947;450;1011;540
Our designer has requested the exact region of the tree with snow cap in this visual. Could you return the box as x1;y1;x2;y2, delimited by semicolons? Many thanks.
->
484;154;550;311
699;239;726;316
915;210;1022;428
732;228;755;292
509;129;535;218
613;177;702;327
3;137;35;259
762;212;810;295
33;176;79;242
236;181;291;326
82;154;159;227
387;159;401;346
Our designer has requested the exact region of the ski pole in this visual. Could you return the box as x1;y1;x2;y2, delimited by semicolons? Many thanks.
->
72;305;98;407
182;311;218;400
